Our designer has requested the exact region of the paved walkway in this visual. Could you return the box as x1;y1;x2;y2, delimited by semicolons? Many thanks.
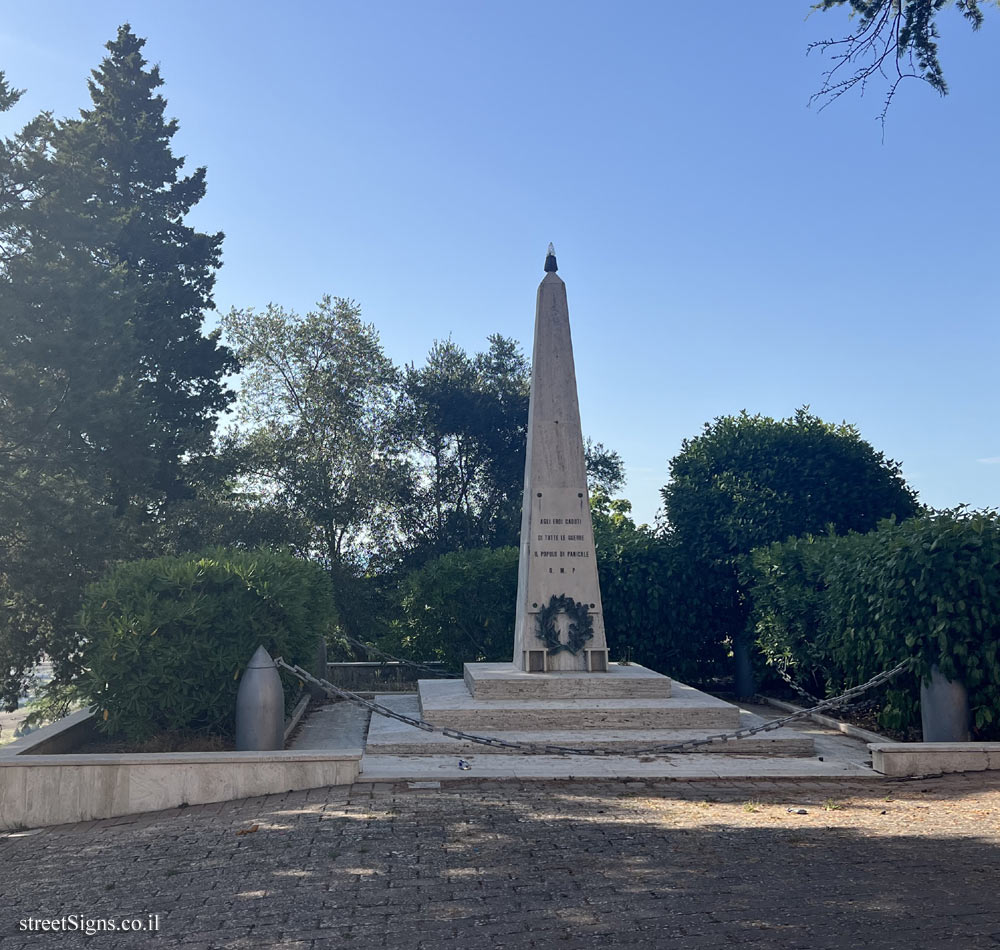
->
3;772;1000;949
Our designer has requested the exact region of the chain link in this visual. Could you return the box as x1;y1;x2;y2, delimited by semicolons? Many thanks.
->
276;656;913;757
771;662;888;715
773;663;823;705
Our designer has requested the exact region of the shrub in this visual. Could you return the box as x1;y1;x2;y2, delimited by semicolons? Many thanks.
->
661;408;921;689
80;548;335;741
747;510;1000;736
388;523;730;683
597;530;729;683
393;547;518;670
743;532;839;695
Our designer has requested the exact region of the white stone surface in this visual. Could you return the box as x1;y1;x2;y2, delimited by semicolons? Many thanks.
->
0;753;360;830
513;269;606;671
869;741;1000;777
762;696;888;745
464;661;671;699
0;709;362;831
288;699;370;751
366;694;813;756
360;753;879;783
283;694;311;743
360;699;874;781
1;708;95;755
417;677;741;731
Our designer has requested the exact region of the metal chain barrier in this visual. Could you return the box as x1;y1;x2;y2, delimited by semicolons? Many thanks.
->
276;655;914;757
773;663;823;705
339;636;462;678
770;663;885;715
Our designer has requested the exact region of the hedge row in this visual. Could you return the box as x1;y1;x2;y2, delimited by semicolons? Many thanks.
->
83;510;1000;742
597;532;729;684
389;534;728;685
393;546;519;670
81;548;334;741
745;509;1000;736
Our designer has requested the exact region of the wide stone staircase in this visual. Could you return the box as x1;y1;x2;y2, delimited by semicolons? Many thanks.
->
364;662;815;757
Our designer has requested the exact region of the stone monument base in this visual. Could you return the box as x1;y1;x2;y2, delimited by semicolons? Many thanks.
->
418;664;732;732
361;660;816;758
464;661;671;700
365;695;816;756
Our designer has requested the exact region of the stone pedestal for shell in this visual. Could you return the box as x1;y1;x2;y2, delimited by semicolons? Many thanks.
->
920;665;970;742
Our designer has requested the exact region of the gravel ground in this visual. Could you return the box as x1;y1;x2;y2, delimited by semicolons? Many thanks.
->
2;772;1000;949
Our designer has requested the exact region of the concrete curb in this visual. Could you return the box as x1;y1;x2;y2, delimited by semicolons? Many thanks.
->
869;742;1000;777
284;694;311;743
760;696;888;745
0;707;361;831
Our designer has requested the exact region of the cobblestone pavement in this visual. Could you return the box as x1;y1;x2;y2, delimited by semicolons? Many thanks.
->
3;773;1000;949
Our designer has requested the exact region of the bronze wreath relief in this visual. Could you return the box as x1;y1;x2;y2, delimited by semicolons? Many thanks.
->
535;594;594;656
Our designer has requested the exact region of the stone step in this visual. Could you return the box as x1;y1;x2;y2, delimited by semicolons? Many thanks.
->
366;696;813;756
463;661;671;699
416;679;741;732
359;752;872;782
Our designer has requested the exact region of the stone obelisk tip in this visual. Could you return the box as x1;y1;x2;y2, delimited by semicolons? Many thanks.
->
544;242;558;273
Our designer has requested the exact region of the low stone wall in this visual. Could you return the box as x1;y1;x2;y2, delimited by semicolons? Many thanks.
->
0;710;361;831
870;742;1000;777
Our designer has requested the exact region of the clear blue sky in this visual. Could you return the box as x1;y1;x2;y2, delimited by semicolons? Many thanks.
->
3;2;997;526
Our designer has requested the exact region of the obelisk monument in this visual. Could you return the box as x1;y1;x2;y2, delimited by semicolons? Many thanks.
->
384;250;778;760
512;245;609;673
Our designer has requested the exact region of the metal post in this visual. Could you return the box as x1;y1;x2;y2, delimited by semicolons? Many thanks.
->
920;665;970;742
235;645;285;751
734;635;756;701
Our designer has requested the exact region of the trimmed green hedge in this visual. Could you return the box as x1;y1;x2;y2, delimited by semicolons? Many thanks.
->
80;548;335;741
745;509;1000;735
389;533;728;684
394;547;518;670
597;531;729;684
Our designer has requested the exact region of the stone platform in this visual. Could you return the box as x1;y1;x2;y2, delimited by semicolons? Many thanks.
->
393;662;816;758
464;661;672;699
419;676;738;732
367;694;815;756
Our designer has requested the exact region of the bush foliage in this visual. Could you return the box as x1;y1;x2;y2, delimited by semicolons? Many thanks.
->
81;549;334;741
663;408;920;563
660;408;921;691
394;547;519;670
746;510;1000;736
388;514;729;684
596;527;729;684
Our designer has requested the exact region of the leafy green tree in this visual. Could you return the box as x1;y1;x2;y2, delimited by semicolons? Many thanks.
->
661;407;920;695
810;0;996;118
0;71;143;705
400;336;530;558
46;25;236;504
221;297;410;571
399;336;625;562
393;547;519;670
0;28;233;706
585;440;626;497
